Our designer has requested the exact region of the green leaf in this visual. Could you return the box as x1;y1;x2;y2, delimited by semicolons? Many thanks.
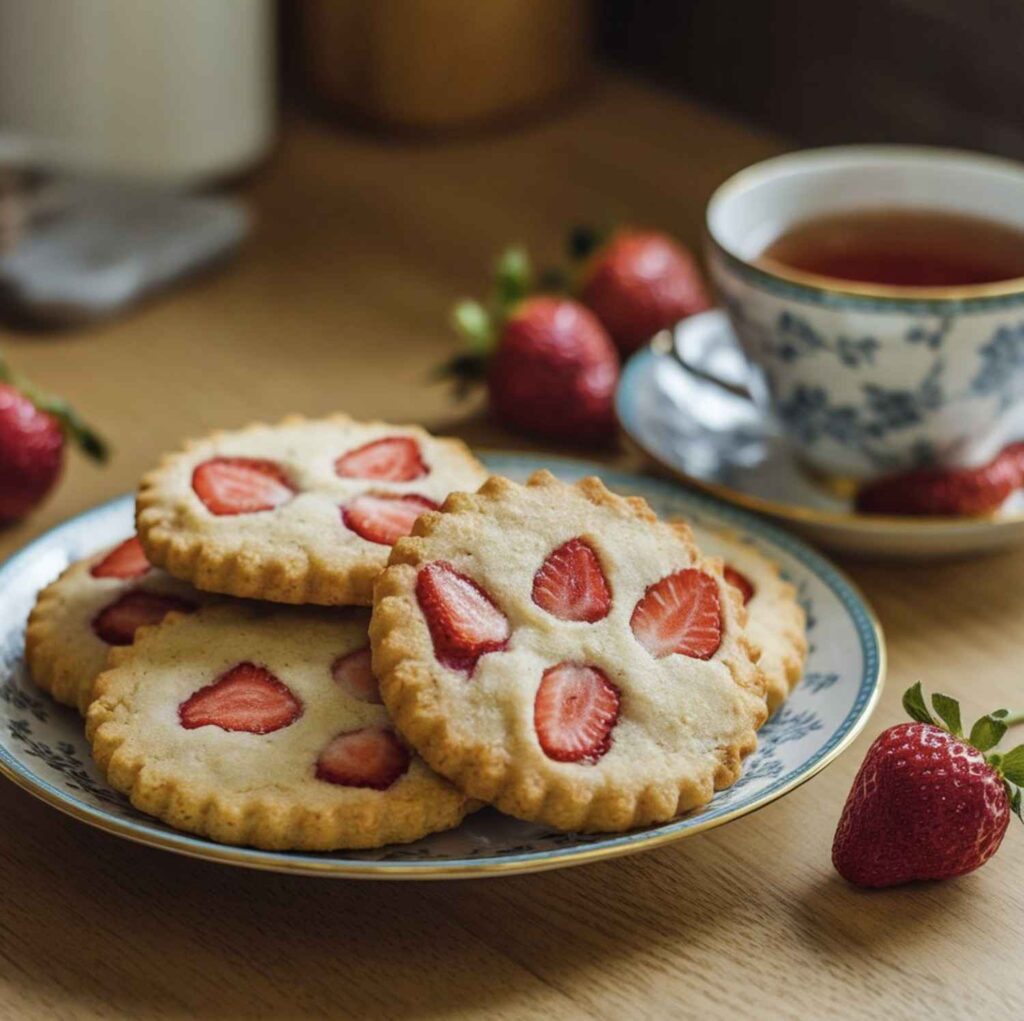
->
992;709;1010;719
931;693;963;736
902;683;935;726
451;301;494;355
969;714;1008;753
1008;784;1022;823
1000;744;1024;785
494;247;532;311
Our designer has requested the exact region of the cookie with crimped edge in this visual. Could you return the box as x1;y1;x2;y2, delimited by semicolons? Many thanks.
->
136;414;489;607
370;470;766;833
688;525;807;715
86;603;472;851
26;536;215;715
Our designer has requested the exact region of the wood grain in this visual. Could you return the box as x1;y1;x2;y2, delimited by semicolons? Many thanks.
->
0;75;1021;1020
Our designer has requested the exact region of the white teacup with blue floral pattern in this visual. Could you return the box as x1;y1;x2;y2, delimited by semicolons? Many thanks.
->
705;146;1024;481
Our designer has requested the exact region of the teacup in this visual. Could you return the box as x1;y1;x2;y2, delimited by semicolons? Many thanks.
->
705;145;1024;482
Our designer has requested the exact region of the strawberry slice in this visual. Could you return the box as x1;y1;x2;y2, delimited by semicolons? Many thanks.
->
416;561;510;671
91;536;151;580
331;647;382;704
179;662;302;734
531;537;611;622
342;493;438;546
315;726;410;789
534;663;620;764
630;569;722;660
723;565;755;606
192;457;295;516
92;590;195;646
335;436;427;481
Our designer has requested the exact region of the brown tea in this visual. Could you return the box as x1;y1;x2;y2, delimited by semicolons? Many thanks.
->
757;208;1024;288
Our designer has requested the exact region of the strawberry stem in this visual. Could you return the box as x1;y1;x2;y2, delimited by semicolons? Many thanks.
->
0;352;109;462
1004;710;1024;728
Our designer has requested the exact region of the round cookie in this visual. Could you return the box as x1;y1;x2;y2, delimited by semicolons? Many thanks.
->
689;526;807;716
26;536;213;715
370;471;766;833
86;603;472;851
136;415;489;607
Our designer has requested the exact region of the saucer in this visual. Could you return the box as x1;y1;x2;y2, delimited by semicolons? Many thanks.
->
615;310;1024;558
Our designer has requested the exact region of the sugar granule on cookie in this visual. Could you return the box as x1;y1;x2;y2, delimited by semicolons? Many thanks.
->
86;604;472;851
370;471;766;833
689;525;808;715
135;415;489;607
26;536;214;715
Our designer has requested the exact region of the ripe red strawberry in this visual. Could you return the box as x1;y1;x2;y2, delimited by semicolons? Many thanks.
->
416;561;510;672
0;366;106;523
335;436;427;482
91;536;152;580
316;726;410;789
534;662;620;763
192;457;295;516
342;492;438;545
440;249;619;446
723;565;755;606
92;590;195;646
532;537;611;622
630;568;722;660
855;455;1019;517
179;662;302;734
331;647;382;704
573;227;713;355
997;440;1024;485
833;684;1024;888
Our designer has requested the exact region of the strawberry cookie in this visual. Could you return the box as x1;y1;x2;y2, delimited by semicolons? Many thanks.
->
86;604;471;850
371;471;766;833
26;536;212;714
136;415;488;607
689;526;807;715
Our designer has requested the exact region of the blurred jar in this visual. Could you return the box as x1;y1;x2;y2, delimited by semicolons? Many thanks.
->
0;0;275;186
299;0;592;133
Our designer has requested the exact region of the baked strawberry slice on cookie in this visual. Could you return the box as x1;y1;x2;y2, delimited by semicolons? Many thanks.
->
92;590;196;646
335;436;428;481
371;471;764;833
179;662;303;734
91;536;152;580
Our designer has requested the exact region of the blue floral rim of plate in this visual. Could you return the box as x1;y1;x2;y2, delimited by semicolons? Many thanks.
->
712;240;1024;314
0;453;885;878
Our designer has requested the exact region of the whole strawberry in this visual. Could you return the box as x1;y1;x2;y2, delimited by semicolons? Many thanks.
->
0;357;107;523
832;683;1024;888
440;248;619;446
572;227;712;356
855;454;1021;517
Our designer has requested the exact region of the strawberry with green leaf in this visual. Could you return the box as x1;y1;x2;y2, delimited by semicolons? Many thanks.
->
832;683;1024;887
0;353;108;523
439;248;620;446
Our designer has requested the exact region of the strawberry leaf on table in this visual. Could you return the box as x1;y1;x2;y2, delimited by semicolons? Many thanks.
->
969;712;1009;752
1000;744;1024;785
901;681;935;726
930;692;963;736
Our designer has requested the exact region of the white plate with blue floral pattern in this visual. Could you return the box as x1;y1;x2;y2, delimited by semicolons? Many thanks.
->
0;453;884;879
617;310;1024;559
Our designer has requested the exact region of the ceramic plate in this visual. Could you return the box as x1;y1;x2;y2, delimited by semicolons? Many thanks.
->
0;453;884;879
616;310;1024;558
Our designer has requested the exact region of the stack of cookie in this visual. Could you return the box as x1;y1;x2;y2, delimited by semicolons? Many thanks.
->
25;414;806;851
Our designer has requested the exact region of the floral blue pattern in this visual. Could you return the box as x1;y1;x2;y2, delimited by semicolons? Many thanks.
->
0;459;883;876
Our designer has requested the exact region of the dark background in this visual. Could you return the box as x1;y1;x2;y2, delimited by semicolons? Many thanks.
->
596;0;1024;157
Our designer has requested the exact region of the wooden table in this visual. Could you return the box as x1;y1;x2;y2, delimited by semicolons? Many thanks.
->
2;76;1021;1020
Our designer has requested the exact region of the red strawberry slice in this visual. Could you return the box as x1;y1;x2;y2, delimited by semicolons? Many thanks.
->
335;436;428;481
315;726;410;789
723;565;755;606
192;457;295;516
179;662;302;734
342;493;438;546
91;536;151;580
630;569;722;660
531;537;611;622
331;647;382;704
416;561;510;671
534;663;620;764
92;590;196;646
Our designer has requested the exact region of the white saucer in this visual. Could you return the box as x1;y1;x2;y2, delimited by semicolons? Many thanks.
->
615;310;1024;558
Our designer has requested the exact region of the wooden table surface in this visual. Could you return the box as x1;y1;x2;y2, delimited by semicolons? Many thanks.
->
1;76;1021;1020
